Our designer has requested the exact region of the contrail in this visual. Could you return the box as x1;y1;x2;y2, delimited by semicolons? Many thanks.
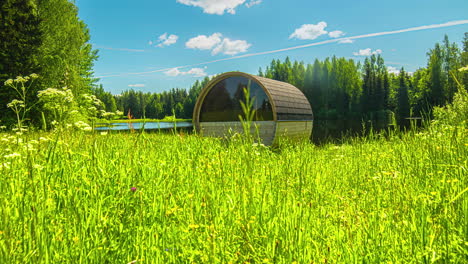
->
94;45;146;53
97;20;468;78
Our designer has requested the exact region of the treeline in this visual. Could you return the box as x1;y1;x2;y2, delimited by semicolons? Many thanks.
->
92;78;209;119
259;34;468;124
103;33;467;125
0;0;97;126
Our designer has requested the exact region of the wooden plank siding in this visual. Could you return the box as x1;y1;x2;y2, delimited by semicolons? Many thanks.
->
274;121;313;143
200;121;276;145
255;76;313;121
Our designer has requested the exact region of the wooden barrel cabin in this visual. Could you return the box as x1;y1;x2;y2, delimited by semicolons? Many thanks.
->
193;72;313;145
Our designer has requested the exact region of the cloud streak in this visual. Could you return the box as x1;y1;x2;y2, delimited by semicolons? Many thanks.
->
95;45;145;52
97;20;468;78
128;84;145;87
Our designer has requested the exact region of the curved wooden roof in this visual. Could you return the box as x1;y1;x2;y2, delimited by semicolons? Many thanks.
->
193;72;313;126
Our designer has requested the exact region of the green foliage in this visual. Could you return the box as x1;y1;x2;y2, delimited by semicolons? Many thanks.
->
461;33;468;89
237;83;257;142
396;68;411;123
0;0;98;127
0;0;42;123
36;0;98;96
433;67;468;127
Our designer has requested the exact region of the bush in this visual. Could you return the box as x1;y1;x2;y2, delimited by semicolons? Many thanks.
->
433;67;468;127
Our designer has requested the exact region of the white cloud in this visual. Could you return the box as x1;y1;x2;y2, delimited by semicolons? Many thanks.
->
164;68;181;77
353;48;382;56
387;66;413;75
328;30;344;38
187;68;208;77
128;84;145;88
338;38;354;44
186;33;251;55
245;0;262;8
186;33;222;50
155;33;179;48
164;67;208;77
177;0;246;15
211;38;251;55
290;21;328;40
387;66;400;74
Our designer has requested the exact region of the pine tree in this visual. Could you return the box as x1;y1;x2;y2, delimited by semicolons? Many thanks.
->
427;43;446;106
0;0;42;124
397;68;410;124
361;57;372;114
442;35;461;102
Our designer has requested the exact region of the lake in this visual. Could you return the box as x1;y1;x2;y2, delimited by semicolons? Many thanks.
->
95;121;193;131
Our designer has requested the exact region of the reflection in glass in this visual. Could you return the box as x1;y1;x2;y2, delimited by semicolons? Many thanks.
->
200;76;274;122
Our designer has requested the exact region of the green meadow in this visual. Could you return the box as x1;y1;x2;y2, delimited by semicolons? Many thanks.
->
0;121;466;263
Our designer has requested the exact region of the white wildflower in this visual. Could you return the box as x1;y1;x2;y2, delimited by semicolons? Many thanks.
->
33;164;44;170
23;143;36;151
14;76;27;83
7;99;25;109
4;79;14;86
4;153;21;159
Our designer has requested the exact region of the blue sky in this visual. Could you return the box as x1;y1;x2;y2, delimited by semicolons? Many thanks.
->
75;0;468;94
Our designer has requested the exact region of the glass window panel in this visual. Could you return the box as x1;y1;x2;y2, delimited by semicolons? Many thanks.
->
200;76;274;122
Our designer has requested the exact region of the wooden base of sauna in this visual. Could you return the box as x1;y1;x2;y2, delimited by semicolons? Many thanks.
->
200;121;312;145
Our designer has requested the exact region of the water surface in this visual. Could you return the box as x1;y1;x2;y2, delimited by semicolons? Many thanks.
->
95;122;193;131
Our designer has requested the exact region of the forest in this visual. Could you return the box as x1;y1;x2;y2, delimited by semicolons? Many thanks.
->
1;0;99;130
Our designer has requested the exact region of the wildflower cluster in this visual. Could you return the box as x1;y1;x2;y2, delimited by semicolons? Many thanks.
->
80;94;105;120
37;87;78;128
4;73;39;131
73;121;92;131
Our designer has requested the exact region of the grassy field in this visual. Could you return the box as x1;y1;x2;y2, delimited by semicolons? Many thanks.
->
0;124;466;263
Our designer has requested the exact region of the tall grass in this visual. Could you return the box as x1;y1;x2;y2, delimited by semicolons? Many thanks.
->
0;124;466;263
